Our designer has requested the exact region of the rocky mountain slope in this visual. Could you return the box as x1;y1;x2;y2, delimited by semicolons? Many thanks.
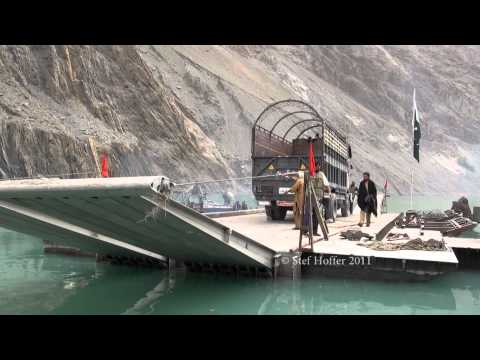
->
1;45;479;195
0;46;233;185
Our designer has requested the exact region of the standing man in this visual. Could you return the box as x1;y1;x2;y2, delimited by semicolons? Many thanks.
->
311;164;329;235
357;172;377;227
288;171;305;230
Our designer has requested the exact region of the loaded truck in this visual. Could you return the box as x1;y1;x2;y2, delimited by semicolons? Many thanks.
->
251;100;352;221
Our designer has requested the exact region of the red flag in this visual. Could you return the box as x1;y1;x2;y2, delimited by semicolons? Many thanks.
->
101;154;109;177
308;140;316;176
384;178;388;190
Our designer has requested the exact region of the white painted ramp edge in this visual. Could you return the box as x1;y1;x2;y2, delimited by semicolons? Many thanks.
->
0;200;166;261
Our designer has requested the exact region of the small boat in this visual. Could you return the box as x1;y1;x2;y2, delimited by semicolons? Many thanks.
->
395;210;478;237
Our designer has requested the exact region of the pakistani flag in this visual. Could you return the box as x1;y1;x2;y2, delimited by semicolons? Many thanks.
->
412;89;421;162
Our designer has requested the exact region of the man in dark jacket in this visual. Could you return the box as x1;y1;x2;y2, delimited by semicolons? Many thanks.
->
357;172;377;227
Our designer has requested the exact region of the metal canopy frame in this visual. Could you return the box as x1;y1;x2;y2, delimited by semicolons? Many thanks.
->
253;99;327;143
296;124;322;139
282;119;323;140
253;99;322;127
269;110;318;136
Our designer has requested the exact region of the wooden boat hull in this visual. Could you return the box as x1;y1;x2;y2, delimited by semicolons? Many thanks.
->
397;211;478;237
443;222;478;237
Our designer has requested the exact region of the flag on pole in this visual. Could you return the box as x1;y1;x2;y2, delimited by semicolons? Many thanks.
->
384;178;388;191
412;89;421;162
101;154;109;177
308;139;316;176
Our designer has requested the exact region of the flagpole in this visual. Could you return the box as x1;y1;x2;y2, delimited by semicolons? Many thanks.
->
410;88;416;210
410;168;413;210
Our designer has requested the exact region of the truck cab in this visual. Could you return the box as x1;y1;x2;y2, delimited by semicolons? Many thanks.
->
251;100;352;221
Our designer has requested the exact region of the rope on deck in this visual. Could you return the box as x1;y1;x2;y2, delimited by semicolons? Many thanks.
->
358;238;447;251
143;172;301;222
173;172;300;187
0;171;98;181
0;171;300;185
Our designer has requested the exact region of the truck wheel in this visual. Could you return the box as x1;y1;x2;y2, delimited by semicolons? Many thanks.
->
326;197;337;221
270;205;287;221
265;205;273;220
341;200;350;217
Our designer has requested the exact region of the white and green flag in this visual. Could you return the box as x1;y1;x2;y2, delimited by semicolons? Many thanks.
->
412;88;421;162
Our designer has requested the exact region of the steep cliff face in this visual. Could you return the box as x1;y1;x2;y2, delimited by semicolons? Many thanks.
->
139;45;480;195
0;45;233;184
0;45;478;195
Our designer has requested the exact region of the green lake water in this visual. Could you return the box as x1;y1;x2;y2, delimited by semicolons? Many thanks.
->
1;195;480;315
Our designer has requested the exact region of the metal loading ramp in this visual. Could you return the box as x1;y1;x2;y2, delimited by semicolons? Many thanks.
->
0;176;275;269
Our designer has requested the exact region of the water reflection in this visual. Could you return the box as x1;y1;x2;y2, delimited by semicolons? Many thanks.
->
122;275;175;315
56;271;464;315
